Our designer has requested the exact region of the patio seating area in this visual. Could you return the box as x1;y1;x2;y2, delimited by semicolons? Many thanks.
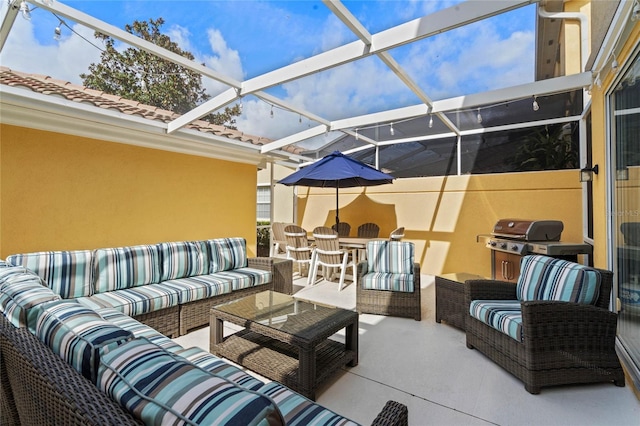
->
174;265;640;426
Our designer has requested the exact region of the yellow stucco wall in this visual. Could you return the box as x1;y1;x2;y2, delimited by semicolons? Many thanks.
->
0;124;258;257
295;170;584;277
589;21;640;269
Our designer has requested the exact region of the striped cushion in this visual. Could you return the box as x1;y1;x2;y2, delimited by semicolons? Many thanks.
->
97;308;182;352
366;241;414;274
469;300;523;342
206;238;248;273
34;300;133;383
209;267;272;291
0;267;60;328
76;283;180;317
97;338;284;426
158;241;208;281
6;250;94;298
175;346;264;391
93;244;161;293
516;255;601;304
361;272;414;292
258;382;357;426
161;274;233;303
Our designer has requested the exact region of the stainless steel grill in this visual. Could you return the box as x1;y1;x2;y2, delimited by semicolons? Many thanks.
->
480;219;593;282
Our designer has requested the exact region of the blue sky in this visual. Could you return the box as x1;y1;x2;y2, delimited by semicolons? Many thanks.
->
0;1;537;140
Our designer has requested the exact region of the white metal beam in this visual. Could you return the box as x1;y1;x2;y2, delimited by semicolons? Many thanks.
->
323;1;372;45
167;88;238;133
431;72;592;112
260;125;328;153
0;0;21;52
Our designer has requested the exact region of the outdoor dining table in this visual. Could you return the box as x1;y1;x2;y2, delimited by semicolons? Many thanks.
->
307;236;385;263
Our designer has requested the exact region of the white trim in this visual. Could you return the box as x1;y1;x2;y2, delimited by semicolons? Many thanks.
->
0;86;264;165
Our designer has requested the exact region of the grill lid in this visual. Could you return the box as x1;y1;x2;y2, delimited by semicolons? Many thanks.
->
492;219;563;241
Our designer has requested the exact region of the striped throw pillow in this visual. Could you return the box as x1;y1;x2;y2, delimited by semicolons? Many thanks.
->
34;300;133;383
158;241;208;281
93;244;161;293
516;255;601;304
6;250;94;299
367;240;414;274
97;338;284;426
206;238;248;273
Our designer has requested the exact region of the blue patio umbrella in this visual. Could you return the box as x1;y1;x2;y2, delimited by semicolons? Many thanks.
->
278;151;395;227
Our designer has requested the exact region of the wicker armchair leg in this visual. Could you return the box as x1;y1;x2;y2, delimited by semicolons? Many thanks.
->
370;400;409;426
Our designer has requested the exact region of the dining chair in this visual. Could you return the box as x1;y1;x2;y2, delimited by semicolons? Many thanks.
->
389;227;405;241
331;222;351;237
270;222;291;256
357;223;380;238
309;228;356;291
284;225;313;277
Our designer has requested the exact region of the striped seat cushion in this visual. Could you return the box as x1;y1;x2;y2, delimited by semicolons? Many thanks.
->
469;300;523;342
161;274;233;304
6;250;94;298
97;308;182;352
93;244;161;293
34;300;133;383
206;238;248;273
209;267;272;291
0;267;60;328
366;240;414;274
158;241;208;281
97;338;284;426
76;283;180;317
257;382;358;426
174;346;264;391
361;272;414;292
516;255;601;304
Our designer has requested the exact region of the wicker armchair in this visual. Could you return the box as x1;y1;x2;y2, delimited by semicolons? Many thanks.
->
356;241;421;321
464;256;625;394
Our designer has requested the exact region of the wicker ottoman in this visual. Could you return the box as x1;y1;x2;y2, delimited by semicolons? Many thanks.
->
435;273;484;331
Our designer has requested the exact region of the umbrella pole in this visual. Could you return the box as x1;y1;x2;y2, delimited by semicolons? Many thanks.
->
335;187;339;227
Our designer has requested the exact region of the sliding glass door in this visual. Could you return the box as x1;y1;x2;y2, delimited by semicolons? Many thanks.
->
611;50;640;385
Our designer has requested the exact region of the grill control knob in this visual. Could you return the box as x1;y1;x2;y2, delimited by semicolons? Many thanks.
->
490;241;497;247
500;243;507;249
511;245;519;251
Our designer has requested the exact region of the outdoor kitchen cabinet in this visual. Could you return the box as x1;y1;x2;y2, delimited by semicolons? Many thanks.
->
493;251;520;282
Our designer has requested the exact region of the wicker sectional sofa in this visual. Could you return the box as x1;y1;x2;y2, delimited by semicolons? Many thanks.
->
3;238;292;337
0;239;408;425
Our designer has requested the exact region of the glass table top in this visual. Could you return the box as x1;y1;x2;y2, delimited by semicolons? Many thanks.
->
213;290;341;334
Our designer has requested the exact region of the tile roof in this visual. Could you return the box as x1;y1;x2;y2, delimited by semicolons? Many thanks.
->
0;67;303;155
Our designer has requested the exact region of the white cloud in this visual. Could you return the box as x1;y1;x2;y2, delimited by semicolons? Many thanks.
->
0;16;101;84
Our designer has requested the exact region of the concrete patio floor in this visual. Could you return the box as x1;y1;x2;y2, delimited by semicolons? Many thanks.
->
174;273;640;425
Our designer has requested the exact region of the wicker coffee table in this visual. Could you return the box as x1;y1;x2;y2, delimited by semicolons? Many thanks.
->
210;291;358;400
435;272;485;331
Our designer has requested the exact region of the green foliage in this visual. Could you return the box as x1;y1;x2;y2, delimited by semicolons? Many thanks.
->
257;221;271;247
509;124;579;171
80;18;240;128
